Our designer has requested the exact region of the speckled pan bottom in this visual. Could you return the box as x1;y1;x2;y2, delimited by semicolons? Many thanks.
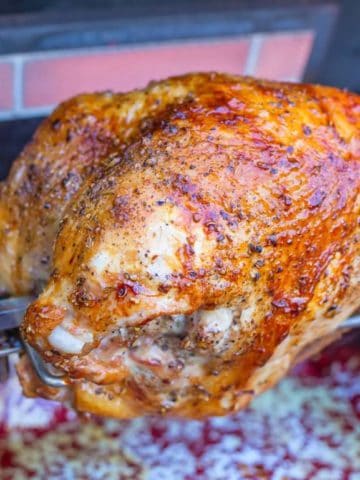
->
1;333;359;480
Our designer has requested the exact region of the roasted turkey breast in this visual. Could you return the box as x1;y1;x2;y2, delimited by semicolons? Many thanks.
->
1;73;359;418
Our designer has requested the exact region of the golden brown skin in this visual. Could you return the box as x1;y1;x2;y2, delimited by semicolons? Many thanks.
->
3;73;360;418
0;78;196;294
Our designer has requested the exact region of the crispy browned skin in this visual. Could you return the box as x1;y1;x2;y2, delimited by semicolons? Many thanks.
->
0;79;197;294
3;73;360;418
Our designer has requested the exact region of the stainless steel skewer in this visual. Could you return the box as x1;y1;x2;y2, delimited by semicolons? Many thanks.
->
0;296;67;387
0;296;359;387
22;340;67;388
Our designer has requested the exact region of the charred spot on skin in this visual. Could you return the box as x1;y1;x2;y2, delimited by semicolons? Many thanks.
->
219;210;230;221
184;243;195;256
256;161;271;170
297;277;310;297
40;255;50;265
161;122;178;135
281;194;292;207
205;222;218;233
51;119;61;131
326;304;338;315
188;271;197;279
75;200;87;216
76;276;86;287
158;283;171;293
168;391;178;403
65;130;73;142
254;259;265;268
248;243;263;254
51;268;60;280
116;284;128;298
168;359;185;371
71;286;98;308
27;163;39;181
